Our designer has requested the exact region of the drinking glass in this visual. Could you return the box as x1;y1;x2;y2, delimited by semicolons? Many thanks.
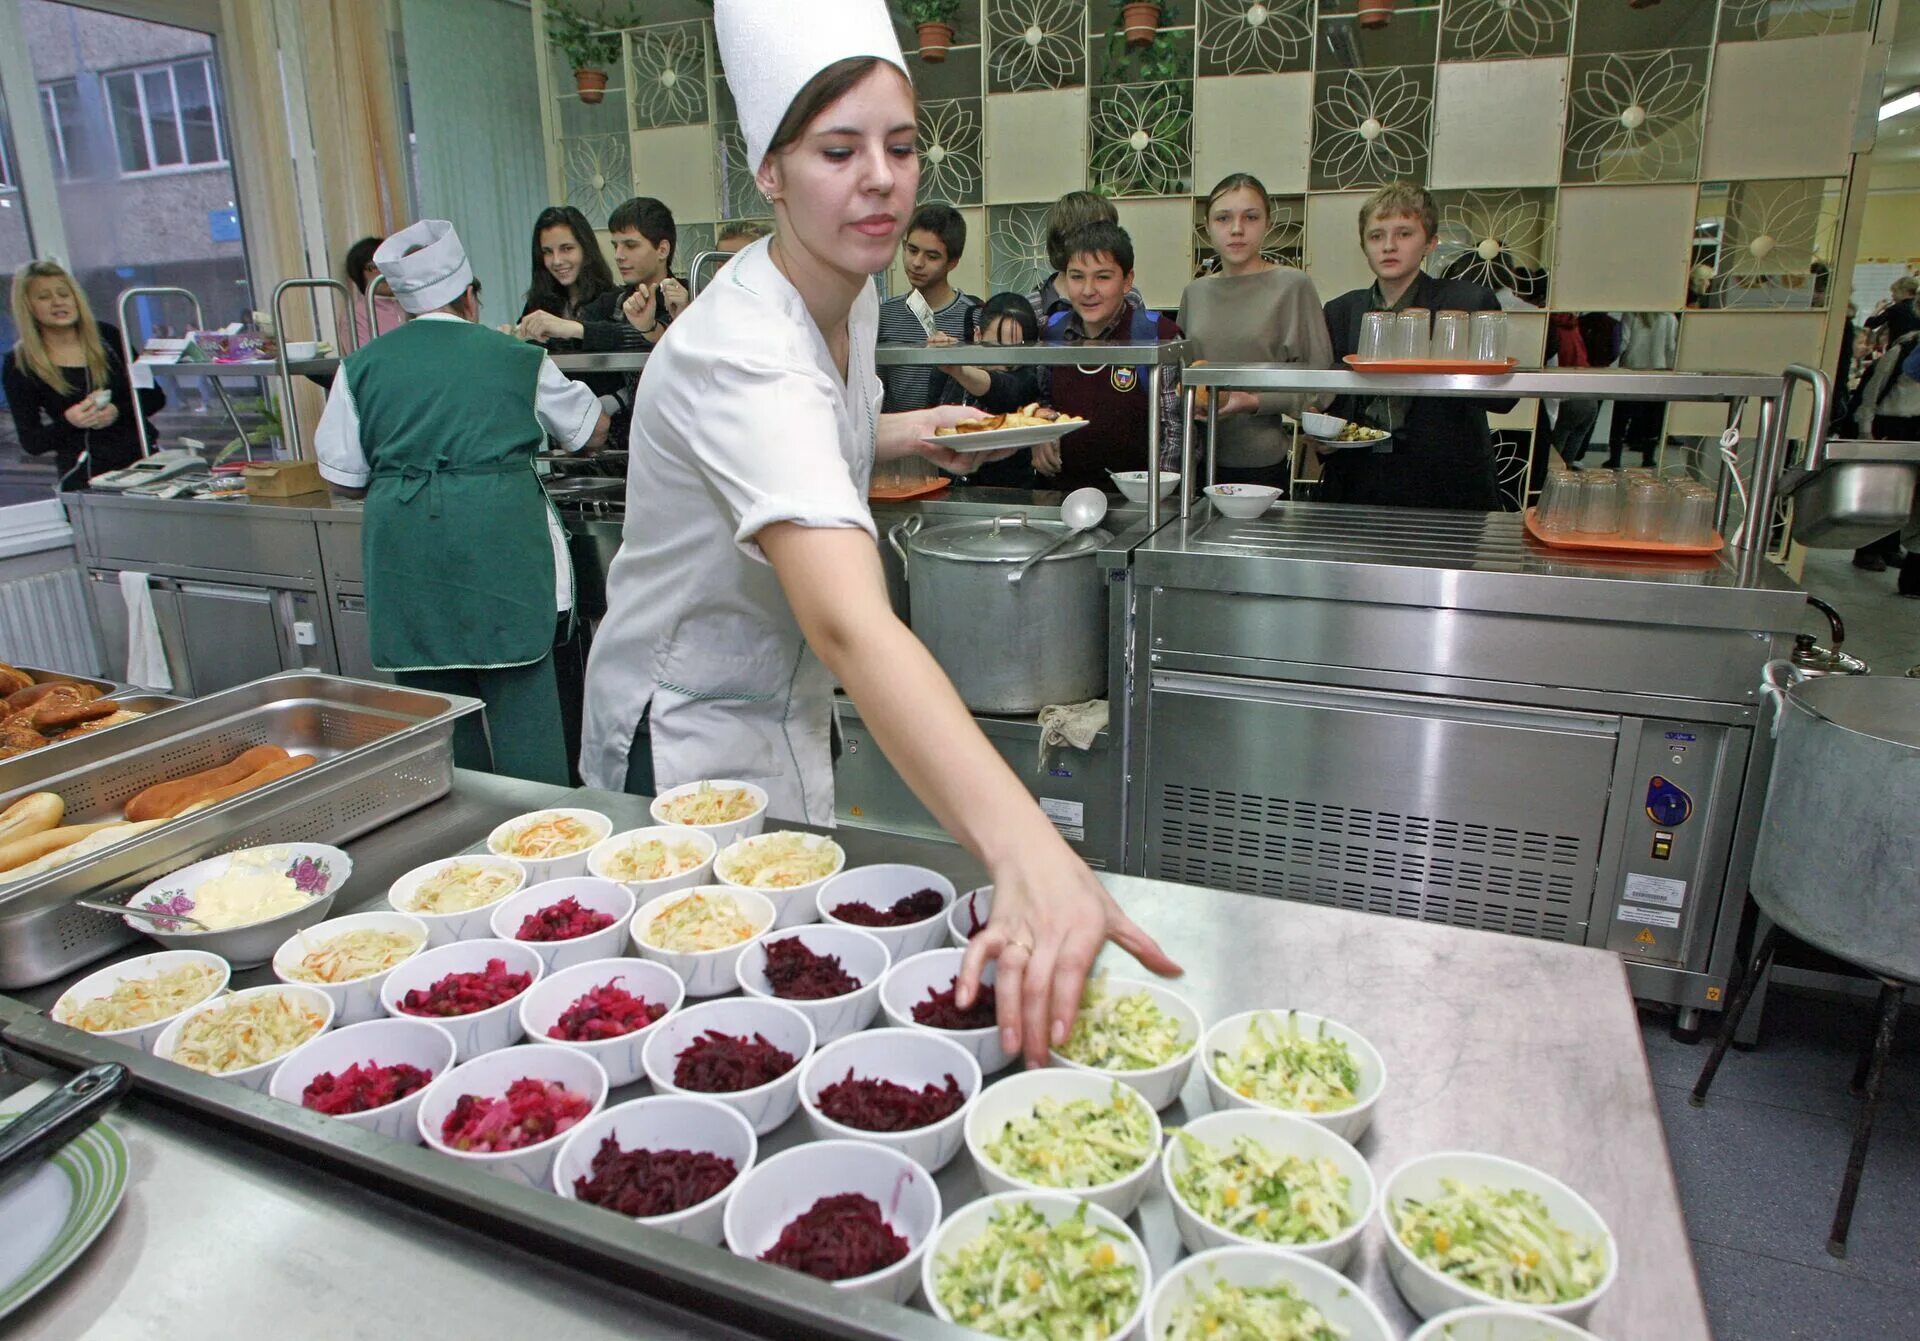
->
1663;483;1717;545
1623;477;1665;542
1433;310;1471;359
1469;311;1507;363
1576;470;1622;534
1395;308;1432;360
1538;471;1578;532
1358;311;1393;361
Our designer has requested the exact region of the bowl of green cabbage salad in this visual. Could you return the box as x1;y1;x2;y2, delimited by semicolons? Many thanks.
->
1049;973;1202;1112
1406;1304;1608;1340
1381;1151;1617;1324
1161;1107;1375;1270
1146;1245;1396;1341
926;1193;1150;1341
1201;1009;1386;1141
965;1068;1162;1217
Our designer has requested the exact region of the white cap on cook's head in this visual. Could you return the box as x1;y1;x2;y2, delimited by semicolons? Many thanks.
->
373;219;473;315
715;0;909;175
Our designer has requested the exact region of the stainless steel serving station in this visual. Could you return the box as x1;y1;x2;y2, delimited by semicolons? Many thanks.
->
1;771;1711;1340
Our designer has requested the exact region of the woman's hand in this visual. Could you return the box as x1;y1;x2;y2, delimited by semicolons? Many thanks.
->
515;310;583;344
878;403;1012;472
63;398;111;430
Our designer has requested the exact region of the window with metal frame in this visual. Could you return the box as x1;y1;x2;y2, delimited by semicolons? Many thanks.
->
102;56;225;176
37;80;81;179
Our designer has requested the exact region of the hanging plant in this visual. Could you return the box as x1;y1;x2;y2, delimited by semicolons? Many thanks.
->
546;1;621;103
1101;9;1186;86
1117;0;1165;49
898;0;961;63
1357;0;1394;29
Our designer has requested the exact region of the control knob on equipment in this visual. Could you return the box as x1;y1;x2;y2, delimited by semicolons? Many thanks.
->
1645;776;1692;827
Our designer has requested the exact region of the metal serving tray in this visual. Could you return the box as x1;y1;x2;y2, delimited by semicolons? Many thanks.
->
0;671;480;988
10;665;121;697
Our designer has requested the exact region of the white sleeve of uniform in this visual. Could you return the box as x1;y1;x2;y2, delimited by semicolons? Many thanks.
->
314;374;370;487
534;356;601;452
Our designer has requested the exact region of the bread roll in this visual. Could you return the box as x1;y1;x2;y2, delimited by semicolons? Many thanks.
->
124;745;291;822
0;792;63;844
0;820;116;873
0;820;166;885
167;754;317;818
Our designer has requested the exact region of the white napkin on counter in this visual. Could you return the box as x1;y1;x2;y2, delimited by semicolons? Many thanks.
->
1037;699;1107;767
119;569;173;692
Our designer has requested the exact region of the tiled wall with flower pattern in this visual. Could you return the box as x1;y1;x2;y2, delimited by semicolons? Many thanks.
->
540;0;1875;381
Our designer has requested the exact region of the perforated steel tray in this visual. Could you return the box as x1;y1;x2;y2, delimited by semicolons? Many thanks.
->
0;672;480;988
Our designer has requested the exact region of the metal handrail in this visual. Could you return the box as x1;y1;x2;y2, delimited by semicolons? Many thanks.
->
271;277;359;462
113;285;250;460
687;249;727;300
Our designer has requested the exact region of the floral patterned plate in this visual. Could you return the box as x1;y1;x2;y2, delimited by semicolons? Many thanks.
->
117;843;351;968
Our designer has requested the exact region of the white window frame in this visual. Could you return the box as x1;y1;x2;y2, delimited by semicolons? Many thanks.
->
37;81;74;179
0;121;12;188
103;55;225;178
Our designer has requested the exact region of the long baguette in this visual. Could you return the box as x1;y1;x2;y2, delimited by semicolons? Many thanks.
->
0;820;122;873
0;792;64;844
164;754;317;819
125;745;290;822
0;820;167;885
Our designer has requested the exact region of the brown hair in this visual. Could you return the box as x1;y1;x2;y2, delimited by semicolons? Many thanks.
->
765;56;912;160
1894;276;1919;299
1045;191;1119;271
9;260;109;396
1205;173;1270;215
1357;183;1438;242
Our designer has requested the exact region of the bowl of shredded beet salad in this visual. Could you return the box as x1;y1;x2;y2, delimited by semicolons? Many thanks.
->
946;886;993;949
723;1139;942;1305
517;957;686;1087
552;1094;758;1246
488;875;635;974
629;885;777;998
376;938;544;1063
816;864;957;961
415;1043;609;1189
269;1016;456;1144
796;1026;982;1173
734;924;889;1045
640;997;816;1136
877;947;1012;1076
963;1067;1164;1219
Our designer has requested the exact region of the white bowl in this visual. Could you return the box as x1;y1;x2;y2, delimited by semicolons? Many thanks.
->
517;957;685;1087
49;949;231;1053
1380;1150;1619;1324
1204;483;1280;519
284;340;322;360
924;1193;1151;1341
1300;411;1349;439
1110;469;1181;503
641;997;814;1135
964;1067;1162;1219
553;1095;758;1246
723;1139;941;1304
1161;1108;1375;1271
488;876;635;973
946;885;992;948
377;937;544;1061
648;779;770;849
797;1027;981;1173
1049;976;1202;1113
387;854;529;946
713;830;845;929
267;1016;457;1143
629;885;775;998
735;924;889;1045
486;808;613;885
416;1043;609;1189
1147;1245;1396;1341
271;910;431;1025
1407;1305;1607;1341
153;982;335;1092
1201;1008;1387;1142
124;843;349;967
817;864;956;961
586;825;717;900
878;947;1012;1076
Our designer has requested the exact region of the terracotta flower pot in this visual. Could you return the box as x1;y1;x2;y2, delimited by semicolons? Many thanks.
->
573;68;608;104
1121;1;1162;48
1357;0;1394;28
916;21;954;62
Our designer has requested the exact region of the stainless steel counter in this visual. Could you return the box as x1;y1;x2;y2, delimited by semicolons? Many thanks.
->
4;772;1707;1340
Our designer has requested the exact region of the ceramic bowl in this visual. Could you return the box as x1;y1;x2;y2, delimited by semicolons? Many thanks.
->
629;885;776;998
486;808;613;884
1406;1306;1607;1341
817;864;956;961
552;1095;758;1246
1204;483;1280;519
640;997;815;1135
878;947;1012;1076
946;885;992;949
153;982;335;1093
723;1139;941;1304
387;854;528;946
1300;411;1349;439
49;948;230;1053
796;1027;982;1173
924;1193;1151;1341
267;1016;457;1144
517;957;685;1087
1049;975;1202;1113
1161;1107;1375;1271
1379;1150;1618;1324
713;830;845;929
416;1043;609;1189
271;910;431;1026
586;825;716;900
1200;1008;1387;1142
648;779;769;849
376;937;544;1061
1110;470;1181;503
488;876;635;973
734;924;889;1045
124;843;348;967
964;1067;1162;1219
1147;1245;1396;1341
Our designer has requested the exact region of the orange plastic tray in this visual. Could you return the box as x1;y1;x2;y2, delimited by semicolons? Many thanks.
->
1344;356;1520;374
868;477;951;501
1524;508;1723;556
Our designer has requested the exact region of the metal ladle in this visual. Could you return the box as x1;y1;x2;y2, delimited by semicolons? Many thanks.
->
74;898;211;931
1008;487;1108;585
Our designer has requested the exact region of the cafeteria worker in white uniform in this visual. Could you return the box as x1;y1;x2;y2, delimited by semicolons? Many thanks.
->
582;0;1178;1063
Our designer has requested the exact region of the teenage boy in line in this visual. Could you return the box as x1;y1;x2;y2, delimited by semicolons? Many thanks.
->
877;204;978;412
1319;184;1516;511
1039;220;1183;494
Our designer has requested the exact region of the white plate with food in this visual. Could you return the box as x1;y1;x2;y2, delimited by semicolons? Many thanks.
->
1302;414;1392;452
925;406;1087;454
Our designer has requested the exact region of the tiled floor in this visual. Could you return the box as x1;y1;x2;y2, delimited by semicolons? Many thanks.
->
1797;546;1920;674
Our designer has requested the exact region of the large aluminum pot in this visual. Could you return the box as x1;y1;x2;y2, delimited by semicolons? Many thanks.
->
890;513;1110;714
1753;662;1920;982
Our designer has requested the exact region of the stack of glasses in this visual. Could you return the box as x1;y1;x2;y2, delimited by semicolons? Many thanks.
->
1357;309;1507;361
1536;469;1718;546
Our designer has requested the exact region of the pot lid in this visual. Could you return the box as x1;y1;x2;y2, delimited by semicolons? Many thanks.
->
915;514;1108;563
1791;634;1870;676
1792;674;1920;750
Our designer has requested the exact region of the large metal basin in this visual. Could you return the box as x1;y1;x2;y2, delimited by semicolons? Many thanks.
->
1785;440;1920;548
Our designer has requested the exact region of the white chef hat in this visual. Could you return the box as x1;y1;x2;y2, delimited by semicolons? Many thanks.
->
715;0;908;176
373;219;474;315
